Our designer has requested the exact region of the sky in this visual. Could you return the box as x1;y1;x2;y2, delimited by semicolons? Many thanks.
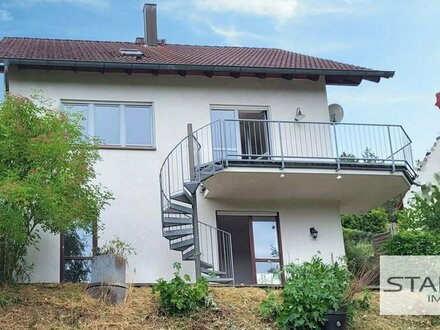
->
0;0;439;162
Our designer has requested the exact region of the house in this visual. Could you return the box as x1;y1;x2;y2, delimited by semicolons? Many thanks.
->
403;137;440;205
0;4;415;285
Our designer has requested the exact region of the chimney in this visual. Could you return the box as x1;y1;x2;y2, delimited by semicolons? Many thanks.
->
143;4;158;46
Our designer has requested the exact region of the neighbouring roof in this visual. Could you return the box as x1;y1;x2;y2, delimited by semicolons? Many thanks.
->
0;37;394;85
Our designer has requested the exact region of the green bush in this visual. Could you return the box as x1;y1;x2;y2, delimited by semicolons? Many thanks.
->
341;208;388;233
344;240;375;274
260;290;282;321
382;231;440;255
261;257;350;330
343;228;374;244
152;262;212;316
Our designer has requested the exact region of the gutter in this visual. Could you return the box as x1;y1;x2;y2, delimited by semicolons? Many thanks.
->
0;58;395;79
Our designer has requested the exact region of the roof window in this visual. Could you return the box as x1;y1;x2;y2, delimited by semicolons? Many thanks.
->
119;49;143;57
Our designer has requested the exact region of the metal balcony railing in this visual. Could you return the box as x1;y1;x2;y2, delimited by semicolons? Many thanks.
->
159;119;414;282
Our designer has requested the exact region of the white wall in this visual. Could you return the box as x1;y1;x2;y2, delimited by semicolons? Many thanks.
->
9;68;336;283
404;137;440;205
198;198;345;266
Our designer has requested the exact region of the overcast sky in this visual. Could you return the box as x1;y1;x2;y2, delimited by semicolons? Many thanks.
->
0;0;439;161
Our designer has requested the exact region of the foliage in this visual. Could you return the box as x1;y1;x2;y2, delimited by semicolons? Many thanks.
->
260;257;350;330
99;237;136;260
340;152;358;163
0;294;21;308
361;147;379;163
343;228;374;244
259;290;282;321
0;95;112;285
398;174;440;232
344;240;375;275
382;231;440;255
152;262;212;316
341;208;388;234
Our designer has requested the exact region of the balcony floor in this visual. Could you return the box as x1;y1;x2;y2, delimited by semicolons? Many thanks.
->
201;162;412;214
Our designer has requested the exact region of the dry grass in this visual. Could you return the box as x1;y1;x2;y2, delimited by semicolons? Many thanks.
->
0;284;275;330
1;285;440;329
352;292;440;330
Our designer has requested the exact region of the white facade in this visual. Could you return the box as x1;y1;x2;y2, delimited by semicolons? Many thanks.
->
404;137;440;205
8;67;405;283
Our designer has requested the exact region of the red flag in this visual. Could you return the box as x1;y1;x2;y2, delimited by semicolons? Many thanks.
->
436;92;440;109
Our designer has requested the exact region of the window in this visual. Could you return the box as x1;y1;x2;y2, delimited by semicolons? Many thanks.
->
62;102;155;148
60;228;96;282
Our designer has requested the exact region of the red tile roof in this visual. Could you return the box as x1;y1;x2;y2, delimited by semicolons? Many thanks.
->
0;37;394;85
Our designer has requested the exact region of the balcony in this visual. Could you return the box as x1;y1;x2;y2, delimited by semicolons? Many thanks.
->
159;119;414;283
161;119;415;215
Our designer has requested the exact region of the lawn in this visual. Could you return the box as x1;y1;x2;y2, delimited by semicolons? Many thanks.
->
0;284;439;329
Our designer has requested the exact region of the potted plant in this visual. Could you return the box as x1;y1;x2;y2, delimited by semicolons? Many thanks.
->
87;237;136;305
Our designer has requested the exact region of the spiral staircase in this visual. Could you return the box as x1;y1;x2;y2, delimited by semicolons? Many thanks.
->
159;121;234;284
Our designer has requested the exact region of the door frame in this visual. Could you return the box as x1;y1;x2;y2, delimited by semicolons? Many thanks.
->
210;105;272;161
216;211;284;285
248;213;284;285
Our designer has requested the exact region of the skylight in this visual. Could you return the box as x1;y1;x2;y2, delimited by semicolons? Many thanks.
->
119;49;143;57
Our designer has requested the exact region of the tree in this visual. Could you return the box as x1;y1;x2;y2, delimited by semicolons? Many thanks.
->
398;174;440;232
0;95;112;285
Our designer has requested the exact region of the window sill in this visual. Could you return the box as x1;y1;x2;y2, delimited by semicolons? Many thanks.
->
98;145;156;151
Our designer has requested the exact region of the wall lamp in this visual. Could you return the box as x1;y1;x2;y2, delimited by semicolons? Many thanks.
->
294;107;305;121
309;227;318;239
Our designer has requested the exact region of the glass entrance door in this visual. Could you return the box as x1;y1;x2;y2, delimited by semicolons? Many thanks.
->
211;109;240;160
250;217;282;285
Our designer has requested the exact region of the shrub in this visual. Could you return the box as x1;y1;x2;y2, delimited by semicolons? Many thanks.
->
343;228;374;244
0;294;21;308
99;237;136;260
341;208;388;233
382;231;440;255
344;240;375;274
260;290;282;321
261;257;350;330
152;262;212;316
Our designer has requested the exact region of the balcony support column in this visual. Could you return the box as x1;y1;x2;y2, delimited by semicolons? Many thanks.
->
187;123;202;280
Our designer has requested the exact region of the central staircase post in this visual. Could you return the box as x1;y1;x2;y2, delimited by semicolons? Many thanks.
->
187;123;202;280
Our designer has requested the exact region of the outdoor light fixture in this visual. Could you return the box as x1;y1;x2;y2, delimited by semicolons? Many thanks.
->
336;174;342;180
309;227;318;239
280;172;286;179
294;107;305;121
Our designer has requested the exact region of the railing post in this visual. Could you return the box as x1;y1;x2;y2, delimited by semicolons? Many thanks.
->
278;122;285;169
387;126;396;173
223;120;229;167
333;123;341;171
187;123;195;180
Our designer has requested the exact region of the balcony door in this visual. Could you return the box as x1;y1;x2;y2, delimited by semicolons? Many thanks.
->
211;107;270;161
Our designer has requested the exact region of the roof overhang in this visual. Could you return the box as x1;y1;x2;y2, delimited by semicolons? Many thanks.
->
0;57;395;86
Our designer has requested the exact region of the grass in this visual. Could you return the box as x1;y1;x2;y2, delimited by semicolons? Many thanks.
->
1;285;440;329
0;284;274;329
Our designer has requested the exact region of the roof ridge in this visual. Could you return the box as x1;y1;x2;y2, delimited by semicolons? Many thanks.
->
2;36;137;44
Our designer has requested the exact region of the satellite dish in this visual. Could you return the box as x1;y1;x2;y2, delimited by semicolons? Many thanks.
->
328;104;344;122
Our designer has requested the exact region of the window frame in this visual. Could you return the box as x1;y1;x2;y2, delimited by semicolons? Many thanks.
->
61;100;156;150
59;223;98;283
